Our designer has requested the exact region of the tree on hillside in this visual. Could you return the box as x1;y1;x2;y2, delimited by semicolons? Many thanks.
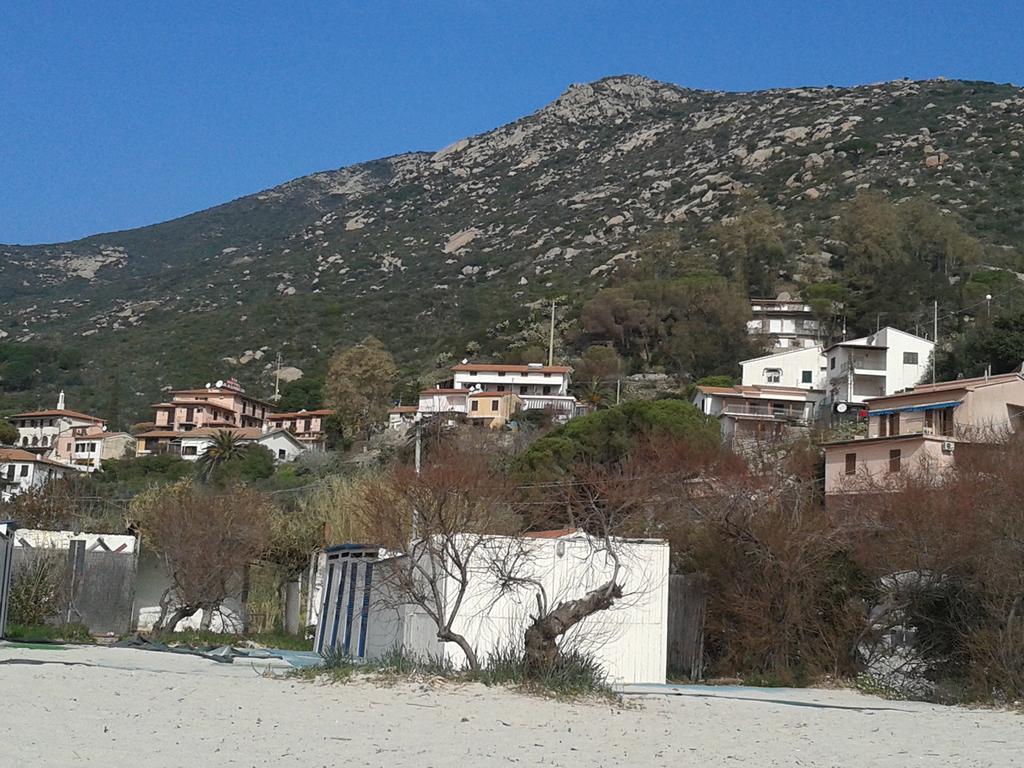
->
938;311;1024;380
581;275;754;378
276;377;324;411
711;207;788;297
514;399;720;475
574;345;624;383
0;420;18;446
197;430;249;481
323;336;398;440
835;192;983;334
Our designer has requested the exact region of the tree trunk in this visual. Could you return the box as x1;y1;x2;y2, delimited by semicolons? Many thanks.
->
439;629;480;673
284;578;302;636
523;580;623;673
153;604;201;635
199;604;214;631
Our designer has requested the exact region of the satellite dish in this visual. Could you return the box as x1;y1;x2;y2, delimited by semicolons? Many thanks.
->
205;382;212;388
834;402;850;414
461;358;469;364
215;380;224;388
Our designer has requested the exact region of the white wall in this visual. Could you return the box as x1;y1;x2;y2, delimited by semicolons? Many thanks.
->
879;328;934;395
740;346;826;390
255;432;305;462
361;534;669;684
134;551;245;633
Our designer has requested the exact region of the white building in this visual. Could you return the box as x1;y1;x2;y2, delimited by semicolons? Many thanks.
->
748;299;821;350
416;388;469;416
387;406;418;431
311;531;670;685
740;345;827;390
177;427;307;463
451;363;578;416
60;431;136;472
0;449;73;502
8;392;105;455
825;327;934;406
693;385;823;444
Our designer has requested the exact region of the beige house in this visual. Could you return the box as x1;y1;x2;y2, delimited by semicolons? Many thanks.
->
467;392;522;428
692;384;822;444
266;409;333;450
824;372;1024;496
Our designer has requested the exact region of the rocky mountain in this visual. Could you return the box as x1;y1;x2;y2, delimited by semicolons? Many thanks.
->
2;75;1023;417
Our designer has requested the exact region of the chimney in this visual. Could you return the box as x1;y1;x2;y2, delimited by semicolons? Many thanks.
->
57;390;66;411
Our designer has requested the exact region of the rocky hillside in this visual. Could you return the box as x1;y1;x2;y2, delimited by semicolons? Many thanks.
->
2;75;1023;416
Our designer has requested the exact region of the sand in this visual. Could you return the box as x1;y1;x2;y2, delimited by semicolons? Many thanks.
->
1;643;1021;767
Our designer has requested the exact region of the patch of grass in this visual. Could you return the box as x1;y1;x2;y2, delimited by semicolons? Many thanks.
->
4;623;94;644
139;629;313;651
292;643;615;700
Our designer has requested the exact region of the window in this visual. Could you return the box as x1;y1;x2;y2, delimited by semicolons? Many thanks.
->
277;449;286;460
941;407;955;436
519;385;528;395
878;416;887;437
491;400;499;412
888;449;902;473
497;372;506;377
471;401;479;412
801;370;813;384
497;385;506;392
20;465;29;477
845;453;857;475
470;371;478;376
75;443;85;452
5;466;13;481
830;357;836;370
903;352;919;365
181;446;198;456
925;409;934;430
543;386;552;395
888;413;900;436
764;368;782;384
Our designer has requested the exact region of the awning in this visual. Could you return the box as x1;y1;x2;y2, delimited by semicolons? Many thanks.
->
870;400;961;416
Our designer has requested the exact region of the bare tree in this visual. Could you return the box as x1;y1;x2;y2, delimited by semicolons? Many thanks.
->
353;446;515;671
131;480;272;634
507;438;699;672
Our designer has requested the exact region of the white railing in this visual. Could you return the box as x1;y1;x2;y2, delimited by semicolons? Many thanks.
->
722;403;809;421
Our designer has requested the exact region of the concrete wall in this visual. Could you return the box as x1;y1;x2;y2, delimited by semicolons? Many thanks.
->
741;346;825;390
134;550;245;633
825;436;952;494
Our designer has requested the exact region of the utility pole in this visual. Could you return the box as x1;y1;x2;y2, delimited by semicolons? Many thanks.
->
412;415;422;540
615;378;621;406
273;352;283;402
548;300;556;366
933;300;938;384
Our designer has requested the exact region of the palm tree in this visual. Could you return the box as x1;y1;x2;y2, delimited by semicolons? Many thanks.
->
197;430;248;480
579;377;612;409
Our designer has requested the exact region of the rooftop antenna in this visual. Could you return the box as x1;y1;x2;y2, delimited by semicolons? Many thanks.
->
57;390;65;411
548;300;556;366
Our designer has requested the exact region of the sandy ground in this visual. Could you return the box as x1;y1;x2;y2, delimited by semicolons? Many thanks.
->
1;643;1021;767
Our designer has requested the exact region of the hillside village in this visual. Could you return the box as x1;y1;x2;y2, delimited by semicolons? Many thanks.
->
5;79;1024;768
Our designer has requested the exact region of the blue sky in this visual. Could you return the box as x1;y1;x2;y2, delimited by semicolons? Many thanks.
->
1;1;1021;245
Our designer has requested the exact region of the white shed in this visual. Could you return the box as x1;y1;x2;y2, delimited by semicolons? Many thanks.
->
313;531;669;684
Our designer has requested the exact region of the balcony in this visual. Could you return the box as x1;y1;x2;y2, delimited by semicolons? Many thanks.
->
841;356;886;375
721;403;810;423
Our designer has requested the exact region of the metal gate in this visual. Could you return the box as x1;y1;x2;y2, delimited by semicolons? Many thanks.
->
666;573;706;680
314;545;380;658
11;532;139;636
0;522;14;639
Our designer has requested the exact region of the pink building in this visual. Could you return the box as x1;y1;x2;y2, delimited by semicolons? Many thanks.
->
824;372;1024;496
266;409;333;450
137;378;273;456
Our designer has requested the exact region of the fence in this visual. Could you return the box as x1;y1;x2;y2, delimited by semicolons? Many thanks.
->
0;523;13;638
11;531;139;636
666;574;706;681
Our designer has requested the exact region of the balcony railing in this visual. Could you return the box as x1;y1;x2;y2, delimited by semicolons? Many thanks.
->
841;357;886;374
722;403;810;422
